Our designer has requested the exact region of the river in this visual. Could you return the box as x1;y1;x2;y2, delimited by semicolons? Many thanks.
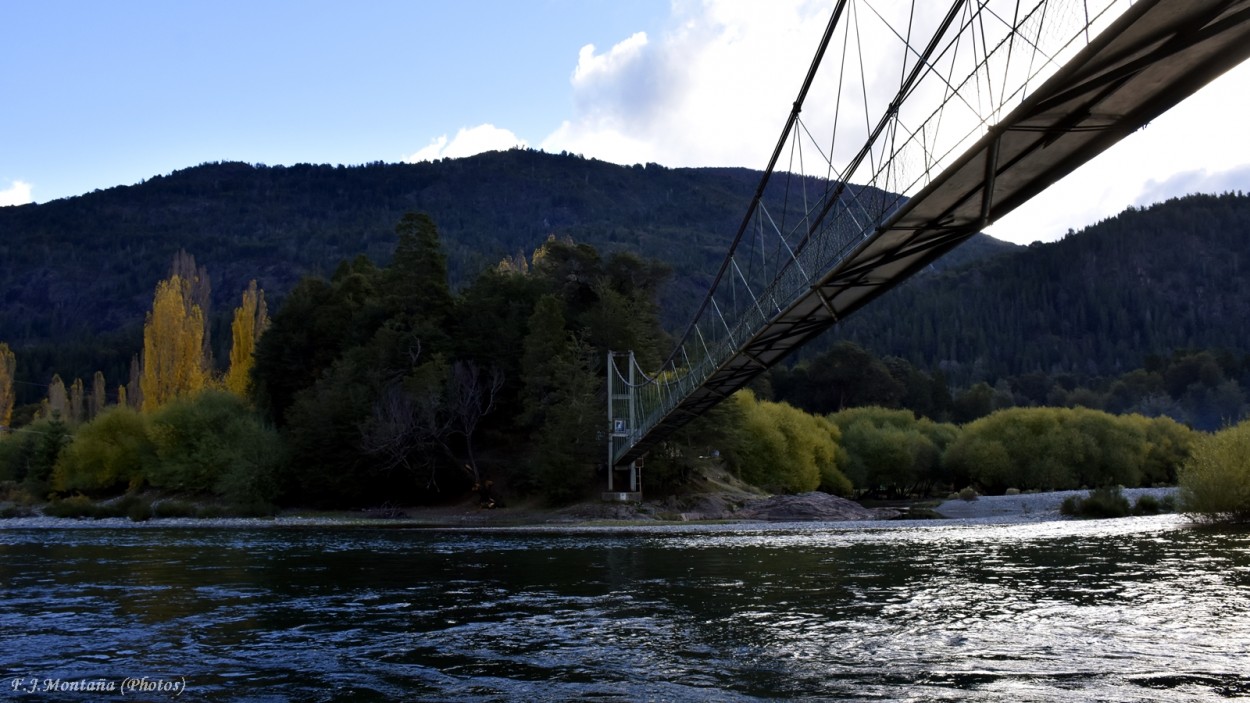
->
1;515;1248;701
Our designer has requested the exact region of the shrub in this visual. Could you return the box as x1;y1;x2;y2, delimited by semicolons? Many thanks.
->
959;486;979;501
113;494;153;522
0;418;72;497
828;407;953;497
1132;494;1162;515
151;500;197;518
1179;420;1250;523
1136;415;1197;485
0;504;33;518
1060;487;1131;519
728;391;849;494
944;407;1151;492
52;408;153;496
148;390;285;508
1060;494;1079;515
44;495;114;519
1004;487;1021;496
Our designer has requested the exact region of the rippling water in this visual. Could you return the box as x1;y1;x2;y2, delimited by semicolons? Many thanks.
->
2;516;1248;701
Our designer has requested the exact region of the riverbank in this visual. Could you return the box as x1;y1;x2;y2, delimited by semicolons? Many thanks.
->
934;486;1179;520
0;486;1183;529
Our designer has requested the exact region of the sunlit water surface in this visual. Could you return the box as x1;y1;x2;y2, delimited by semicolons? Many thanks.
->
1;516;1248;701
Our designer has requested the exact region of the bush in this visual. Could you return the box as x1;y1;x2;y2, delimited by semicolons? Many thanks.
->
959;486;978;501
1179;420;1250;523
727;391;849;495
44;495;115;519
1060;487;1131;519
0;504;34;518
0;418;72;497
1004;487;1021;496
52;408;153;496
828;407;954;497
945;407;1151;493
1132;494;1162;515
151;500;197;518
148;391;285;509
113;494;153;522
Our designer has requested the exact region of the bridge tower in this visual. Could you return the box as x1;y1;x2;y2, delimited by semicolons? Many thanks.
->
605;351;642;501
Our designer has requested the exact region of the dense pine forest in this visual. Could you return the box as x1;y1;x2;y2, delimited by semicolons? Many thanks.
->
2;149;1249;513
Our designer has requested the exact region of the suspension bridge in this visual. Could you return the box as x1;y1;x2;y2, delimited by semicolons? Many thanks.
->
605;0;1250;496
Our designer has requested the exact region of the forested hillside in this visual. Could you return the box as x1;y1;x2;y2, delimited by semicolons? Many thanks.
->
0;149;1006;402
5;150;1249;416
5;165;1250;510
838;192;1250;383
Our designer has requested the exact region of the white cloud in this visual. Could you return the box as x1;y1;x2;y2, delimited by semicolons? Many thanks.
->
988;58;1250;244
544;0;1250;244
1134;166;1250;206
406;124;527;163
0;179;33;207
542;1;833;168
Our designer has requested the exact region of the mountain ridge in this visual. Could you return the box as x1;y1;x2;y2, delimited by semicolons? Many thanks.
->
8;149;1246;405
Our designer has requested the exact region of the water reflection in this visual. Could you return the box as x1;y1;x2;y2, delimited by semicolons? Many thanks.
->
1;517;1248;701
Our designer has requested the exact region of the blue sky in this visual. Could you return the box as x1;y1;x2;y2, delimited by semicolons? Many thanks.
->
4;1;1249;245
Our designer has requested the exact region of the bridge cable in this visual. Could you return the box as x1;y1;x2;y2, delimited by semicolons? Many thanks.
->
653;0;849;375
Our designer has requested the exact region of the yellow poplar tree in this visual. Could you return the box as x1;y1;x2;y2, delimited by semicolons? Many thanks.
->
127;354;143;410
225;280;269;397
47;374;68;420
69;377;85;425
141;274;209;412
91;371;107;419
0;342;15;431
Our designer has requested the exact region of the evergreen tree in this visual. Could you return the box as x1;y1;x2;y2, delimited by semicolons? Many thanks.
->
384;212;453;324
521;295;600;503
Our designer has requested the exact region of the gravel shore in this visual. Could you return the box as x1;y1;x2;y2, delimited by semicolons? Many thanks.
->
0;487;1183;529
935;486;1179;520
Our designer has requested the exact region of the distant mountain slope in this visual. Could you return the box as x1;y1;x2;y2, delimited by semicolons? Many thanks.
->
0;150;1009;375
6;149;1242;402
837;192;1250;382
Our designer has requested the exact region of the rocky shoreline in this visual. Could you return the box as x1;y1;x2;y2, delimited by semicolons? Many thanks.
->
0;487;1182;529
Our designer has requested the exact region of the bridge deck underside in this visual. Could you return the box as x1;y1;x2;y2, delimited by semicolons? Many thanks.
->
618;0;1250;465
